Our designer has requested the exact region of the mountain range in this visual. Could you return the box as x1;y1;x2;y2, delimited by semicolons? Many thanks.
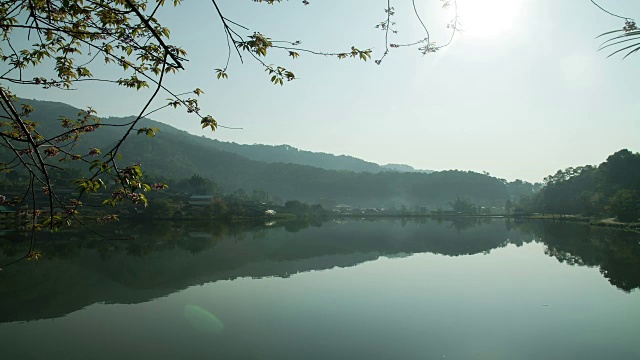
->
1;99;526;208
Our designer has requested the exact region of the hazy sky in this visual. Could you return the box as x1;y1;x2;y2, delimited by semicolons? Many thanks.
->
14;0;640;182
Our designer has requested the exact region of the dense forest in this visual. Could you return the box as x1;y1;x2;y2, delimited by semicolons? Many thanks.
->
516;149;640;222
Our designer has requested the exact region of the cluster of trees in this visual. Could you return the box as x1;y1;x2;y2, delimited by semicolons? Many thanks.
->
516;149;640;222
128;174;328;221
172;175;222;196
134;195;328;221
449;198;481;215
141;196;247;220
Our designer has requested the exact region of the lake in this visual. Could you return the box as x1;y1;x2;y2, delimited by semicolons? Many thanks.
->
1;218;639;359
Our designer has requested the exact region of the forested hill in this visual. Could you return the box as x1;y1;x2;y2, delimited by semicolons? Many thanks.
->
204;141;434;174
3;99;509;208
518;149;640;221
13;99;429;174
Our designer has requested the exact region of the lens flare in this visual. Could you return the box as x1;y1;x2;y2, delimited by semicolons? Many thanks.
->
184;305;225;334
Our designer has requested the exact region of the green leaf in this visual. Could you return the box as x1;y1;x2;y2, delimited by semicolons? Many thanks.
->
200;115;217;131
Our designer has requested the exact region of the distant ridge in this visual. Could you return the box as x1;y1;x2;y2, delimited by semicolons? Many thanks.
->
381;163;432;173
204;140;432;174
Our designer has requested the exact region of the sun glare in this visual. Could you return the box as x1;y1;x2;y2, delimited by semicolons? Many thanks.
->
458;0;524;38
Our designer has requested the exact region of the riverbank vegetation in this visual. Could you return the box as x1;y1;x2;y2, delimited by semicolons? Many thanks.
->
512;149;640;223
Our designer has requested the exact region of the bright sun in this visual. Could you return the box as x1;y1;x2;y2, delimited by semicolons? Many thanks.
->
458;0;524;38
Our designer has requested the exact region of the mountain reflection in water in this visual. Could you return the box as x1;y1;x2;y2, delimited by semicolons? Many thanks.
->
1;218;639;324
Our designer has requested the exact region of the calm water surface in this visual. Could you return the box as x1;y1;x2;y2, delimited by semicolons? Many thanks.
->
1;219;639;359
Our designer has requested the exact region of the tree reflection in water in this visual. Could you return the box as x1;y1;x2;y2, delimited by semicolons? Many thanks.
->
1;218;639;323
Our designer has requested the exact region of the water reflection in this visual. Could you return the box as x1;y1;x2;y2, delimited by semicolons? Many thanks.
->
1;218;639;324
513;221;640;292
